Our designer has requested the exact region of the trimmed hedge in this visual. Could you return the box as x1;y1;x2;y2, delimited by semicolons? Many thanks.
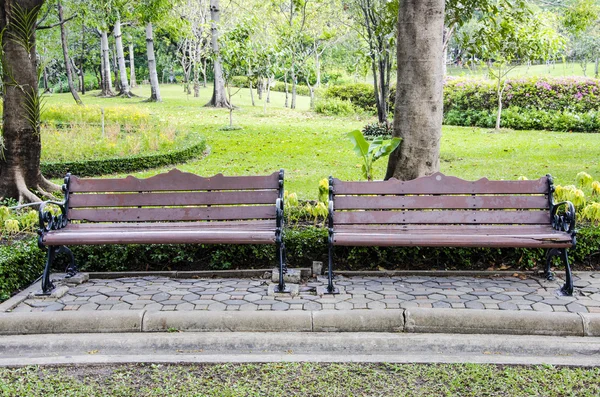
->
323;83;396;113
41;137;206;178
3;224;599;302
444;107;600;132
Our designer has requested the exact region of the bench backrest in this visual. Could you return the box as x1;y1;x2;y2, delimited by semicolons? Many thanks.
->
330;173;552;226
65;169;283;223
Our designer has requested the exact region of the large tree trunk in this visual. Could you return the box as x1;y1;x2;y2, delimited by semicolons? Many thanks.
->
129;40;136;88
205;0;229;108
57;0;81;104
0;0;60;202
385;0;444;181
114;17;131;97
145;22;161;102
100;30;114;96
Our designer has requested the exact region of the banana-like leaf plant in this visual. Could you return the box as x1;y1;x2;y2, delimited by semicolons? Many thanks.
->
346;130;401;181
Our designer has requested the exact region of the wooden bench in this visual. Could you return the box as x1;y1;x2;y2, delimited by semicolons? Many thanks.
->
326;173;577;295
37;169;289;294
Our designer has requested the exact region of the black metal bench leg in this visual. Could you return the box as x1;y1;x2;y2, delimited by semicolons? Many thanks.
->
545;248;559;281
58;246;78;278
275;237;289;293
560;248;574;296
41;246;57;294
326;233;339;294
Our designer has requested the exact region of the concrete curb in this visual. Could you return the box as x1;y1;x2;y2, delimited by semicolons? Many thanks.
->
0;311;144;335
143;311;312;332
0;308;599;336
405;308;585;336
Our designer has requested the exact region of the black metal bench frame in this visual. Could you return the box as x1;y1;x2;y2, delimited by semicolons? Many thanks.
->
38;169;288;294
326;173;577;296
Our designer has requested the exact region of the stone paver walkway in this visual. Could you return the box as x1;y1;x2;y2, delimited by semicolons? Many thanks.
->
8;272;600;314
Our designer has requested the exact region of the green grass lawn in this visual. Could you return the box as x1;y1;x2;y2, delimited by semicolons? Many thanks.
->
43;84;600;199
1;363;599;396
447;61;597;79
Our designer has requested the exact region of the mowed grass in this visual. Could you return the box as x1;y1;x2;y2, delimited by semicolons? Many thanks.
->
43;84;600;199
1;363;599;396
447;61;596;79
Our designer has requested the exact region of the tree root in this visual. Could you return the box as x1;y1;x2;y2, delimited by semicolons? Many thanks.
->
39;175;61;192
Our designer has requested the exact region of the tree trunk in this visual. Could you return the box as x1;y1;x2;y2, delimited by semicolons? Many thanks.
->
595;57;599;79
112;42;120;92
145;22;161;102
129;40;136;88
205;0;230;108
202;58;207;87
291;64;297;109
315;50;321;88
266;76;271;103
0;0;60;202
100;31;114;96
57;0;82;104
284;72;289;108
306;77;315;109
495;79;506;131
249;78;255;106
43;66;49;92
114;18;131;97
257;77;263;100
79;22;85;94
385;0;444;181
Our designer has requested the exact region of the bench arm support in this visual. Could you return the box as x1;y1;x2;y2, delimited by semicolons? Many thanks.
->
38;200;68;248
550;201;576;241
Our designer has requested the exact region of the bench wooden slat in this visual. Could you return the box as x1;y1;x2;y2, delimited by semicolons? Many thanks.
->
69;206;276;222
333;232;572;248
334;224;558;234
69;169;280;193
333;173;548;195
333;210;550;225
44;229;276;246
62;220;275;230
334;195;548;210
69;191;279;208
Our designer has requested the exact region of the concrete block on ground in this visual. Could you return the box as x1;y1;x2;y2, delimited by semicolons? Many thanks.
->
143;310;312;332
405;308;584;336
64;273;89;285
312;261;323;276
271;268;301;284
316;286;346;296
28;285;69;300
313;309;404;332
267;283;299;297
0;310;144;335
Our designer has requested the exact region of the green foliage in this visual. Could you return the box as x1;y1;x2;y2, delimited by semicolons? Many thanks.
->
41;138;206;178
555;185;586;208
43;104;150;125
582;202;600;223
272;81;312;96
362;121;393;138
0;208;40;237
0;238;46;301
314;97;355;116
346;130;401;181
576;171;594;188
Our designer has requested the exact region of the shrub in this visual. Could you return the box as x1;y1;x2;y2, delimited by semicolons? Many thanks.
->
272;81;312;96
324;83;396;113
0;238;46;301
43;104;150;126
362;121;393;138
314;97;355;116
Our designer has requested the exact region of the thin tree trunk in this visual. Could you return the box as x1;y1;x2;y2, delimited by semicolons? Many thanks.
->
266;76;271;103
43;66;49;92
205;0;230;108
385;0;444;180
291;64;297;109
146;22;161;102
129;40;136;88
257;77;263;100
370;55;383;123
595;57;599;79
57;0;82;104
495;80;505;131
100;31;114;96
112;42;120;92
0;0;60;201
79;22;85;94
249;78;255;106
315;50;321;88
306;77;314;109
114;17;131;96
284;72;289;108
202;58;207;87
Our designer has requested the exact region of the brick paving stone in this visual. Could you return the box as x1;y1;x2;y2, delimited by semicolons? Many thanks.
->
161;305;176;311
498;302;519;310
111;303;132;310
367;301;386;310
304;302;321;310
353;303;367;309
222;300;245;305
400;301;419;308
271;302;290;311
26;301;55;308
566;302;588;313
432;301;451;309
517;304;533;310
428;293;447;301
523;294;543;302
244;294;263;302
531;302;554;312
43;303;65;311
79;303;99;311
322;303;335;310
465;301;485;310
484;303;499;310
212;293;231;302
335;301;353;310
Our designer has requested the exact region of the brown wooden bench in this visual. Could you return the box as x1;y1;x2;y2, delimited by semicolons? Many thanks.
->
326;173;577;295
38;169;288;294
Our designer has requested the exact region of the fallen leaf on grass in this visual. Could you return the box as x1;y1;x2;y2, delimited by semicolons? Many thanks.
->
88;350;99;355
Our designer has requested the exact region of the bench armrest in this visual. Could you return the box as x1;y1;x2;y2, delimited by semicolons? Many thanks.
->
328;200;334;231
276;198;284;229
550;201;576;235
38;200;69;247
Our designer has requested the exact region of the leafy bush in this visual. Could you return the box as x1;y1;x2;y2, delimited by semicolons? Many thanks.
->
272;81;312;96
362;122;393;138
43;104;150;126
314;97;355;116
323;83;396;114
0;238;46;301
443;107;600;132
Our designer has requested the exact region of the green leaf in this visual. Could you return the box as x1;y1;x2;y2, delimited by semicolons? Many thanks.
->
373;137;401;161
346;130;369;158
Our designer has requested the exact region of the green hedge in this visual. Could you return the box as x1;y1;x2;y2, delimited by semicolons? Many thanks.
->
3;224;599;302
323;83;396;113
444;107;600;132
41;137;206;178
0;238;46;301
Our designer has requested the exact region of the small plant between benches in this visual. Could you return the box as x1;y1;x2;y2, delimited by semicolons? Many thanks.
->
37;169;288;294
326;173;577;296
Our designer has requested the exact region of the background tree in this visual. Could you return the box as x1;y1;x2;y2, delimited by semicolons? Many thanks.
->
205;0;229;107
